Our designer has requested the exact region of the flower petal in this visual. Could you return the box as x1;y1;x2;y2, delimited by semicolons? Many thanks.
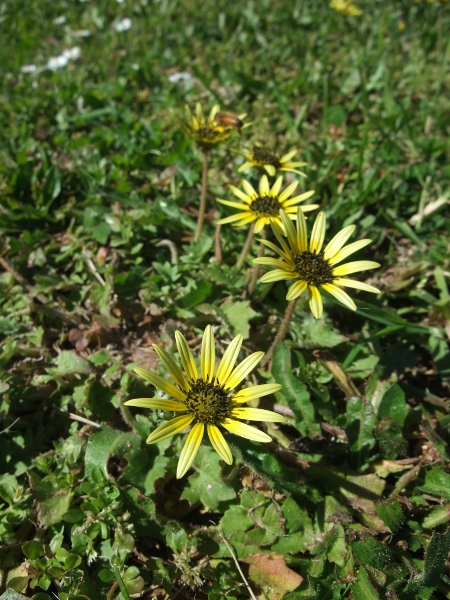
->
134;367;186;401
286;280;308;301
242;179;257;198
217;213;255;226
295;207;308;252
332;261;380;276
254;218;267;234
125;398;186;411
207;424;233;464
280;210;300;254
146;414;193;444
253;257;291;269
152;345;189;391
323;225;355;261
270;176;284;197
264;165;276;176
333;278;380;293
229;184;252;204
281;190;315;208
221;418;272;442
208;104;220;123
238;161;254;173
309;212;326;253
230;407;288;423
259;238;291;262
308;286;323;319
217;198;250;210
328;239;373;265
216;333;243;386
321;283;356;311
280;149;298;163
278;180;299;203
201;325;216;381
259;174;270;196
232;383;283;403
177;422;204;478
175;331;198;382
260;270;295;283
225;351;264;391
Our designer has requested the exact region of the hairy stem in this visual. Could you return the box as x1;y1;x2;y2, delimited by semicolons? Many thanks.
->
194;150;210;241
262;299;298;368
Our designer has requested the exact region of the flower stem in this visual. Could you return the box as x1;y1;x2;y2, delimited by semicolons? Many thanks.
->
236;222;255;270
262;299;298;368
194;150;210;241
247;230;267;295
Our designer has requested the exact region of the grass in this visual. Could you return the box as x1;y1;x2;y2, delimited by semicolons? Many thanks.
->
1;0;450;598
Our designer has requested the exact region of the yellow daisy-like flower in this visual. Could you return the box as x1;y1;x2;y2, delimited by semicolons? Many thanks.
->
237;146;307;177
329;0;362;15
254;208;380;319
216;174;317;234
179;103;244;148
125;326;286;478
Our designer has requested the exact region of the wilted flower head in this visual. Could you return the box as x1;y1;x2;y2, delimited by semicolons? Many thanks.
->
125;325;285;478
329;0;361;15
238;146;307;178
179;103;245;148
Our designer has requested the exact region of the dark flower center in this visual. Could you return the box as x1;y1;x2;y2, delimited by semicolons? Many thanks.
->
249;195;280;217
184;378;231;425
252;147;281;168
195;126;226;144
294;251;334;286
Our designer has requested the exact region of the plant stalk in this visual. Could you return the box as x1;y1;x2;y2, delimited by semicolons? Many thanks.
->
194;150;210;241
262;299;298;368
236;222;255;270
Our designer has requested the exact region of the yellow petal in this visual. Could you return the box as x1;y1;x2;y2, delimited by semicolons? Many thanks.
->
281;189;315;208
332;261;380;276
323;225;355;261
259;174;270;196
175;331;198;382
134;367;186;402
232;383;283;403
152;345;189;391
217;213;255;226
229;184;252;204
309;212;326;253
321;283;356;311
308;286;323;319
216;333;243;386
333;278;380;293
286;280;308;301
260;270;295;283
295;207;308;252
125;398;186;411
328;239;372;265
230;407;288;423
259;238;291;262
146;414;193;444
253;257;290;269
264;165;276;176
217;198;250;210
207;424;233;464
177;423;204;478
221;418;272;442
225;351;264;391
270;176;284;197
278;180;299;203
238;161;254;172
209;104;220;123
242;179;257;198
280;210;299;254
280;149;297;163
195;102;204;126
201;325;216;381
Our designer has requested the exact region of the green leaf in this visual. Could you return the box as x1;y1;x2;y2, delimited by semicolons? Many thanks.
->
180;446;237;509
37;492;74;528
53;351;92;375
352;567;380;600
375;418;408;459
221;299;257;339
180;279;213;307
345;397;376;469
419;468;450;501
84;427;140;481
377;384;408;426
123;566;145;595
352;536;396;569
375;499;404;533
422;504;450;529
272;344;320;437
64;554;82;570
0;591;29;600
21;541;44;559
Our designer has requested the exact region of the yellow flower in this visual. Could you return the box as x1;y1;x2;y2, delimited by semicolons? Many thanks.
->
179;103;244;148
217;174;317;234
254;208;380;319
329;0;362;16
237;146;307;177
126;326;285;478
